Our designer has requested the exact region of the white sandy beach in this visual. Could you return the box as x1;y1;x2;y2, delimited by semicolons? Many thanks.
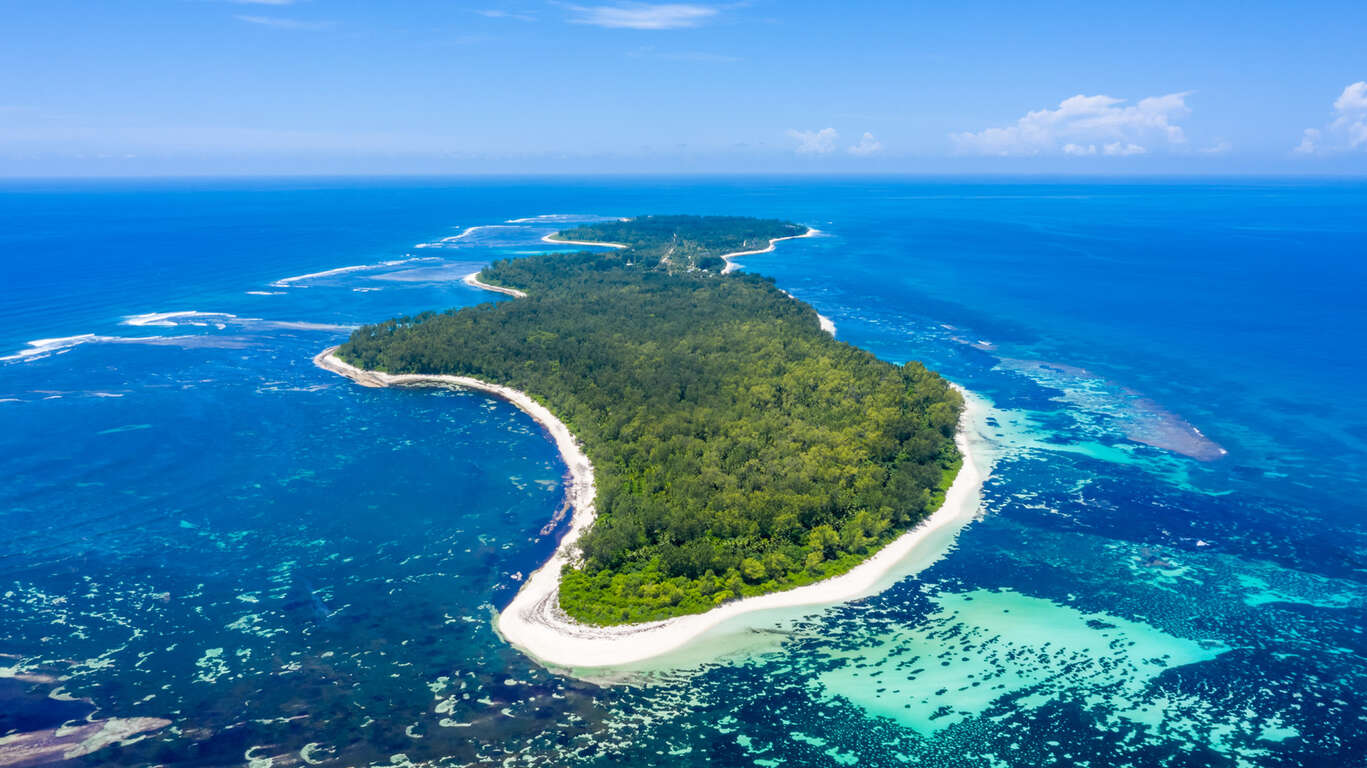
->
317;343;989;670
498;390;989;669
779;288;837;337
318;234;988;670
721;227;821;274
462;272;528;298
540;227;816;274
313;346;599;566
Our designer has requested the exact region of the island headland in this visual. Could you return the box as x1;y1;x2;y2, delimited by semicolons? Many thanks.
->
317;215;985;668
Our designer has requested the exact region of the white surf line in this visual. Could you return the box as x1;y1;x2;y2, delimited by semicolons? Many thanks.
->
436;224;520;244
123;311;354;333
1;334;105;362
0;333;233;363
462;272;528;299
123;311;236;328
270;257;433;288
506;215;603;224
720;226;821;274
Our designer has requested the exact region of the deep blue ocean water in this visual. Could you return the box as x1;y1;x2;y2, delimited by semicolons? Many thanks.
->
2;177;1365;767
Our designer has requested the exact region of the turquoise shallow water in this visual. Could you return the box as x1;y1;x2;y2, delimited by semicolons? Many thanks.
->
1;178;1365;766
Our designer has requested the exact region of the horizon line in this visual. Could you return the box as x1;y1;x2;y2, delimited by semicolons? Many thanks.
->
4;170;1367;182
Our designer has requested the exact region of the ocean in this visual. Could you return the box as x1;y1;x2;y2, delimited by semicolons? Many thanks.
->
2;177;1364;767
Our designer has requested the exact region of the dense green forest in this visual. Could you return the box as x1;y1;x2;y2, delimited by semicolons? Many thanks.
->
337;216;963;624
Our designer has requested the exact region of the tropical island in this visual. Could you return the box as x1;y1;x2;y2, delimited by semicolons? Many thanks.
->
318;215;979;664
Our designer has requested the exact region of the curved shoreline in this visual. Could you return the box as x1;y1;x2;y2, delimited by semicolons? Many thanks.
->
720;227;821;274
321;231;986;671
315;345;989;670
462;272;528;298
313;346;599;582
540;228;819;275
499;390;988;669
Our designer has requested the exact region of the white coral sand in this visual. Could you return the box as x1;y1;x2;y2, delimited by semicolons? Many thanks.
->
721;227;821;274
315;230;992;670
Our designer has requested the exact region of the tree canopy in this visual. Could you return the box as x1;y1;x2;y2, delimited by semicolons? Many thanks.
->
337;216;962;625
553;214;806;272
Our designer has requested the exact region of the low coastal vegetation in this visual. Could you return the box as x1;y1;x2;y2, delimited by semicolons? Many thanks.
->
338;216;962;624
551;215;806;272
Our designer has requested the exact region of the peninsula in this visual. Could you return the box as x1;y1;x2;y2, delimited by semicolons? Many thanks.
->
322;215;973;663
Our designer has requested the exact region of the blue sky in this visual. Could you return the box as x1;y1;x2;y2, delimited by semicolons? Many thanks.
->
3;0;1366;175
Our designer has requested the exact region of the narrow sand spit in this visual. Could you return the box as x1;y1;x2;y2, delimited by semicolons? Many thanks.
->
721;227;821;274
462;272;528;298
319;235;990;671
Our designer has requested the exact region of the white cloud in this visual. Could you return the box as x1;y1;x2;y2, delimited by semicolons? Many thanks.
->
1297;82;1367;155
1060;141;1145;156
474;9;536;21
234;15;331;29
787;128;838;155
1334;81;1367;113
1344;120;1367;148
847;132;883;156
951;92;1192;157
1104;142;1146;156
1199;139;1233;155
1294;128;1322;155
564;3;718;29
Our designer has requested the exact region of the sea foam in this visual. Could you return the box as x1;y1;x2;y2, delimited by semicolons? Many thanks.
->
0;334;252;363
2;334;105;361
269;257;436;288
122;311;353;334
124;311;236;329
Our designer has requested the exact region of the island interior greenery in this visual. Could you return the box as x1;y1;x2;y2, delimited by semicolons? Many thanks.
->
337;215;963;624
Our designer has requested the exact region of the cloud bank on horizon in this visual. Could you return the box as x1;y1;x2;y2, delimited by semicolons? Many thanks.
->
3;1;1365;174
950;92;1192;158
786;128;884;157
